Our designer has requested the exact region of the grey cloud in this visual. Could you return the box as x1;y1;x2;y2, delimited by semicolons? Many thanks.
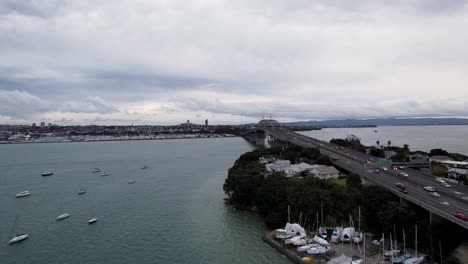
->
0;90;118;118
179;97;468;121
60;96;118;114
0;90;52;118
1;0;467;123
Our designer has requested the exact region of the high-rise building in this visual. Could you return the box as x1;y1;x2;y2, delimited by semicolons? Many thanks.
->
187;120;190;124
48;123;52;127
40;122;46;127
205;119;208;126
32;123;36;127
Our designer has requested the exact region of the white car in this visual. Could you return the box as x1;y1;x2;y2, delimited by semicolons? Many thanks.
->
424;186;436;192
454;191;463;195
441;182;451;188
431;192;440;198
462;197;468;201
435;177;445;183
382;167;388;171
440;201;449;206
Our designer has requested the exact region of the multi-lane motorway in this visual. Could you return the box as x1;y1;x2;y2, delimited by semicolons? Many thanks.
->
263;127;468;229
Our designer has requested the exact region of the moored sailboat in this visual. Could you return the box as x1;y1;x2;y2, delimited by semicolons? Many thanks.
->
8;217;28;245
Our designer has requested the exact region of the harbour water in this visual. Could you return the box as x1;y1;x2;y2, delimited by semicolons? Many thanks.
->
1;125;467;264
299;125;468;155
0;138;290;264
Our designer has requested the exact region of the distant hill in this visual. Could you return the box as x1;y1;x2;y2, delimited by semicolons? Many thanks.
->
283;118;468;127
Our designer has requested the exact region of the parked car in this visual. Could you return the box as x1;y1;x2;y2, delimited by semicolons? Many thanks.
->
454;214;468;221
424;186;436;192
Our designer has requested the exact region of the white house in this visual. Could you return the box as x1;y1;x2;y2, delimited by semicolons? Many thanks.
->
310;166;340;179
265;160;317;177
448;168;468;179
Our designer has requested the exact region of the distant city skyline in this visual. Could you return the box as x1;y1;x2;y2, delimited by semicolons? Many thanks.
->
1;1;468;125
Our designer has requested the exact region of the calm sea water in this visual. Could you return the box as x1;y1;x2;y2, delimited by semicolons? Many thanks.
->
0;138;290;264
299;125;468;155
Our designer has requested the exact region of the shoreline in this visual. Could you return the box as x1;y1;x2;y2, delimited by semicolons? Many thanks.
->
0;134;238;145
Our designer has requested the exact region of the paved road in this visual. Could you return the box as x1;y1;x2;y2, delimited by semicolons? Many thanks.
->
262;127;468;229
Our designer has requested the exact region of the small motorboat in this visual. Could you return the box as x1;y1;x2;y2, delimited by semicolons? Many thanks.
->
297;243;318;252
16;191;30;198
140;165;148;169
9;234;28;244
56;213;70;221
92;168;100;172
41;171;54;176
100;172;110;176
88;218;98;224
306;244;331;255
78;189;86;195
128;180;136;184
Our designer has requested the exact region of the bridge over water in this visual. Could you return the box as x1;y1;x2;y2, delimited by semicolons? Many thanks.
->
243;119;468;229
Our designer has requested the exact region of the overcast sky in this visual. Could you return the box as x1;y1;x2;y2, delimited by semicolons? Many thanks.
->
1;0;467;125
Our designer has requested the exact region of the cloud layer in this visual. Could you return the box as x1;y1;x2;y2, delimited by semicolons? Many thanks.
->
1;0;467;124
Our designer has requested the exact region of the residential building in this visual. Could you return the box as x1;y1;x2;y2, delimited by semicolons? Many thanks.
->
448;168;468;179
430;155;454;162
310;166;340;179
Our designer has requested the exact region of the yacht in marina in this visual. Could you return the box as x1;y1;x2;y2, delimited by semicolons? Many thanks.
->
78;189;86;195
92;168;100;172
101;172;110;176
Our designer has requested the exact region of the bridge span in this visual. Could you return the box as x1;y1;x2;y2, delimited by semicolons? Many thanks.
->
246;122;468;229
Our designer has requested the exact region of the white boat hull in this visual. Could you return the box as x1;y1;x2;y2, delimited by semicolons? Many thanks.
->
88;218;98;224
9;234;28;244
56;214;70;220
16;191;30;198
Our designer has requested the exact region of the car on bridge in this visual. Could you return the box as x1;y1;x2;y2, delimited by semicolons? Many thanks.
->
431;192;440;198
398;172;408;178
395;182;408;194
424;186;436;192
441;182;451;188
454;213;468;221
435;177;446;183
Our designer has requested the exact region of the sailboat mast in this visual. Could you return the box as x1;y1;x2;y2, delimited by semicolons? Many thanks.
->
9;216;18;238
288;205;290;223
390;233;393;263
415;225;418;258
321;201;324;226
363;233;366;264
403;228;406;257
358;206;361;232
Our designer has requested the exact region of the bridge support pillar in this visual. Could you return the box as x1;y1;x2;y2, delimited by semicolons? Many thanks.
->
429;211;432;225
255;131;266;146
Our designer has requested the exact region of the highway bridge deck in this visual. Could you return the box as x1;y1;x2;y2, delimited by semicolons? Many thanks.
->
255;127;468;229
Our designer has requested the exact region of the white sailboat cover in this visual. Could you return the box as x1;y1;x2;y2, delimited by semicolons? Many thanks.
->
328;254;352;264
404;257;425;264
313;235;330;246
341;227;355;241
285;235;304;244
285;223;306;236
